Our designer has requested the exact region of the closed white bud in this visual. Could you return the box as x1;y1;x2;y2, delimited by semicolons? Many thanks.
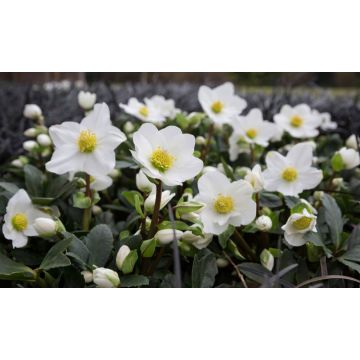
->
81;270;93;284
155;229;183;245
255;215;272;231
124;121;135;133
33;218;57;237
313;191;324;201
92;205;102;215
24;128;37;137
195;136;206;145
37;134;52;146
202;166;218;175
93;268;120;288
144;190;175;214
78;91;96;110
116;245;131;270
346;134;359;150
216;258;229;268
332;177;344;188
11;159;23;168
260;249;274;271
109;168;121;179
217;163;226;174
338;147;360;169
23;104;42;120
23;140;38;152
136;170;155;193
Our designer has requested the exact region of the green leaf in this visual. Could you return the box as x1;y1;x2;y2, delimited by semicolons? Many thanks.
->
134;193;144;218
0;252;36;281
85;224;113;267
24;164;44;197
192;249;218;288
72;191;92;209
0;182;19;195
158;220;189;231
260;192;282;208
338;259;360;274
121;274;149;287
140;238;157;258
304;231;332;257
67;233;90;264
284;196;301;209
322;194;344;249
348;225;360;250
122;191;144;207
121;250;138;274
220;157;235;181
218;225;235;249
39;236;73;271
331;153;344;172
175;201;204;217
339;245;360;263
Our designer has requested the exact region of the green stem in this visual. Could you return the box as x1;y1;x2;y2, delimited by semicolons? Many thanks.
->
149;181;162;238
200;123;214;162
82;174;93;231
234;229;257;262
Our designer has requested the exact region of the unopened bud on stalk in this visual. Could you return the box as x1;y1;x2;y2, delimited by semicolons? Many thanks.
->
195;136;206;145
93;268;120;288
24;128;38;137
155;229;183;245
37;134;52;147
23;140;38;152
92;205;102;215
78;91;96;111
255;215;272;231
116;245;131;271
124;121;135;133
81;270;93;284
33;218;64;238
216;258;229;268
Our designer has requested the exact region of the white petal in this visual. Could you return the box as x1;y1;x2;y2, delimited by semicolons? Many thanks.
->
287;142;313;169
81;103;111;135
49;122;80;147
284;232;307;247
298;168;323;190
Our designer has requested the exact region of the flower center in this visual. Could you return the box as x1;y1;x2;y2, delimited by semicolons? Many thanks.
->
78;130;97;153
290;115;304;128
211;101;224;114
246;128;257;139
150;147;174;172
139;106;149;118
293;216;312;230
11;213;28;232
282;167;298;182
214;195;234;214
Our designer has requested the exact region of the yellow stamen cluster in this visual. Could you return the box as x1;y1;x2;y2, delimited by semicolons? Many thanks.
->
214;195;234;214
246;128;257;139
150;147;174;172
12;213;28;232
290;115;304;128
211;101;224;114
139;106;149;118
282;167;298;182
78;130;97;153
293;216;312;230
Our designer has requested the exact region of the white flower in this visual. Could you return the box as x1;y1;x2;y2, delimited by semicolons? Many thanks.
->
2;189;51;248
282;209;317;247
33;218;57;237
46;103;126;177
256;215;272;231
230;109;279;148
131;123;203;186
198;82;247;124
313;110;337;130
346;134;359;150
81;270;93;284
78;91;97;110
274;104;322;138
337;147;360;169
263;142;323;196
155;229;183;245
116;245;131;270
181;226;213;250
23;140;38;152
120;97;165;125
136;169;155;193
23;104;42;120
194;171;256;235
93;267;120;288
244;164;264;193
144;189;175;213
37;134;52;147
24;128;38;137
146;95;179;119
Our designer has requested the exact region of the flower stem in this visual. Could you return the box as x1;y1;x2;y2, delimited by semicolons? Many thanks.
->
149;181;162;238
82;174;93;231
234;229;257;262
200;123;214;162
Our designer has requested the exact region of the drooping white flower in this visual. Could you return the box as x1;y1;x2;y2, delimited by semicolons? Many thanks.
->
337;147;360;169
346;134;359;150
274;104;322;138
244;164;264;193
146;95;179;119
230;109;279;148
93;267;120;288
120;97;165;125
37;134;52;147
116;245;131;271
46;103;126;178
131;123;203;186
263;142;323;196
144;189;175;214
2;189;51;248
23;104;42;120
136;169;155;193
312;110;337;130
194;171;256;235
282;209;317;247
155;229;184;245
198;82;247;124
78;91;97;110
256;215;272;231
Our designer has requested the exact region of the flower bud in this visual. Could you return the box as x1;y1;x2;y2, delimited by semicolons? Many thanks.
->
24;128;38;137
332;177;344;188
260;249;274;271
93;268;120;288
116;245;131;270
11;159;23;168
346;134;359;150
255;215;272;231
217;163;226;174
109;168;121;179
136;170;155;193
81;270;93;284
195;136;206;145
144;190;175;213
216;258;229;268
124;121;135;133
235;166;251;178
23;140;38;152
23;104;42;120
313;191;324;201
37;134;52;147
92;205;102;215
155;229;183;245
33;218;58;237
78;91;96;110
338;147;360;170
